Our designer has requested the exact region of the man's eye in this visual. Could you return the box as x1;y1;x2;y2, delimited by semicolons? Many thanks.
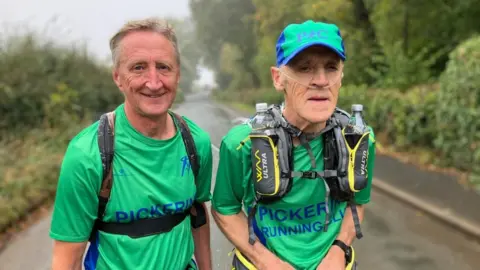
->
157;64;170;70
133;65;144;71
299;66;311;72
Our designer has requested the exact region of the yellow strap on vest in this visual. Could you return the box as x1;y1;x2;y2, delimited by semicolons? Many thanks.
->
233;248;257;270
345;246;356;270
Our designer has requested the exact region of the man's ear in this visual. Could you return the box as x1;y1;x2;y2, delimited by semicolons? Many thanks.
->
112;67;123;92
271;66;285;92
176;66;181;85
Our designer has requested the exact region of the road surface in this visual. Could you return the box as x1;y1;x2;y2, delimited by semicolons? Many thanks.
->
1;91;479;270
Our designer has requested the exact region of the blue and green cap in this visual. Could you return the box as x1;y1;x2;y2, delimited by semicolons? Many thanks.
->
275;20;346;67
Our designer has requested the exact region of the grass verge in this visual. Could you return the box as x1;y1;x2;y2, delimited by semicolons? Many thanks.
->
0;117;94;249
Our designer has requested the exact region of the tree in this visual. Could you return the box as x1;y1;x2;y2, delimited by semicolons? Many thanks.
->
189;0;260;90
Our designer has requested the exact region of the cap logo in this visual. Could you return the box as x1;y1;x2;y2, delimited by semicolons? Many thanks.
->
296;30;329;42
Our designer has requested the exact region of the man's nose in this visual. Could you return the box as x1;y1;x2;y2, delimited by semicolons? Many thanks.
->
145;68;163;90
309;69;329;87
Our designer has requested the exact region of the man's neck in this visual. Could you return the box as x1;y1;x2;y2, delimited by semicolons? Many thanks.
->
282;107;326;134
124;103;175;140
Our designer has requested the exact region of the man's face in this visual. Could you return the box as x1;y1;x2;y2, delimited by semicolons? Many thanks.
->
112;31;180;119
272;45;343;125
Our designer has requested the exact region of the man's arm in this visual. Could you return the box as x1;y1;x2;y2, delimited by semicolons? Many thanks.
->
191;132;214;270
334;204;365;246
49;143;101;269
192;203;212;270
52;241;88;270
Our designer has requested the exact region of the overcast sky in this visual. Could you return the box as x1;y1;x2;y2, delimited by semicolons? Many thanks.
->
0;0;214;84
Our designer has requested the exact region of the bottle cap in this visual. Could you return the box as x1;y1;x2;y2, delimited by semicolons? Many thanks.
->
351;104;363;112
256;103;268;112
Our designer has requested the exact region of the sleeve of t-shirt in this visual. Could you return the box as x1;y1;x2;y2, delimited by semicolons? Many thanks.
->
211;138;246;215
353;127;376;204
49;143;101;242
194;135;213;203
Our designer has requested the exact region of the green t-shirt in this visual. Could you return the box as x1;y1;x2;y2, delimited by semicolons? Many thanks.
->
49;104;213;270
212;121;376;270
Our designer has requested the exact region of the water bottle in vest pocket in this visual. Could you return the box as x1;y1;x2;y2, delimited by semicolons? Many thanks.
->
342;104;370;192
249;131;280;196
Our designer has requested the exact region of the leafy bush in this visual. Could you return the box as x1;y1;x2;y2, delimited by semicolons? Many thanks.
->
0;31;123;133
434;35;480;182
337;84;439;149
0;30;121;232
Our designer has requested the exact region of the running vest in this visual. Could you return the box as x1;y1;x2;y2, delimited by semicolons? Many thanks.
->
88;111;207;242
247;104;370;245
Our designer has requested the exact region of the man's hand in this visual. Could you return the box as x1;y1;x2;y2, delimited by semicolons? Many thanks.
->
316;245;346;270
256;252;296;270
317;204;365;269
211;208;294;270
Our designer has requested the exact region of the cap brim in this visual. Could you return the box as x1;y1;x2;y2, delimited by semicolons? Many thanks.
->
278;41;346;67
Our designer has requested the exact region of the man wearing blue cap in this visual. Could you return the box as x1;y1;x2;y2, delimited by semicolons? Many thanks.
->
211;20;376;270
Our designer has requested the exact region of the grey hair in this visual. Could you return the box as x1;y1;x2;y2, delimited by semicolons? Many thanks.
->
109;17;180;67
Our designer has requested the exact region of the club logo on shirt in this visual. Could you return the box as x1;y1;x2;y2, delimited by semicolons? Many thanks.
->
180;155;191;177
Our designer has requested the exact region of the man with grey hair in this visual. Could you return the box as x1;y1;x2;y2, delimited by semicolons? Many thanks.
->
49;17;213;270
212;20;376;270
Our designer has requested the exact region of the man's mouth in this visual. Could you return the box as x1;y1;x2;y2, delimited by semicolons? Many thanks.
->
140;93;164;98
308;97;329;102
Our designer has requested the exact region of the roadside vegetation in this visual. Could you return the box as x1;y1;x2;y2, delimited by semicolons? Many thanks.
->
189;0;480;190
0;18;199;235
0;29;121;234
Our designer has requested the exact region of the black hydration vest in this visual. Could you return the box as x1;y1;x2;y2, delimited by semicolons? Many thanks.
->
247;104;370;245
88;111;207;243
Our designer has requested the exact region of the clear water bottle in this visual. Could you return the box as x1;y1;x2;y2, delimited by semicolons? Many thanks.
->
251;103;274;129
344;104;368;148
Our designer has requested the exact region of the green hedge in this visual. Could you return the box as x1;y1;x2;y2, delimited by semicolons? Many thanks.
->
0;31;121;232
435;35;480;184
0;32;124;133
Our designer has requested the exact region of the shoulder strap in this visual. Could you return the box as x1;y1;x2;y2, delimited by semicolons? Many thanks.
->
171;112;206;229
97;111;116;216
332;107;350;127
171;112;200;180
89;111;115;243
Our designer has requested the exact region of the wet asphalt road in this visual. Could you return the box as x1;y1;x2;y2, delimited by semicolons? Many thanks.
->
1;91;480;270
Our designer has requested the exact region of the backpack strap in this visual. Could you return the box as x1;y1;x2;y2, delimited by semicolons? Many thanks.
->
171;112;207;229
89;111;116;243
172;112;199;179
